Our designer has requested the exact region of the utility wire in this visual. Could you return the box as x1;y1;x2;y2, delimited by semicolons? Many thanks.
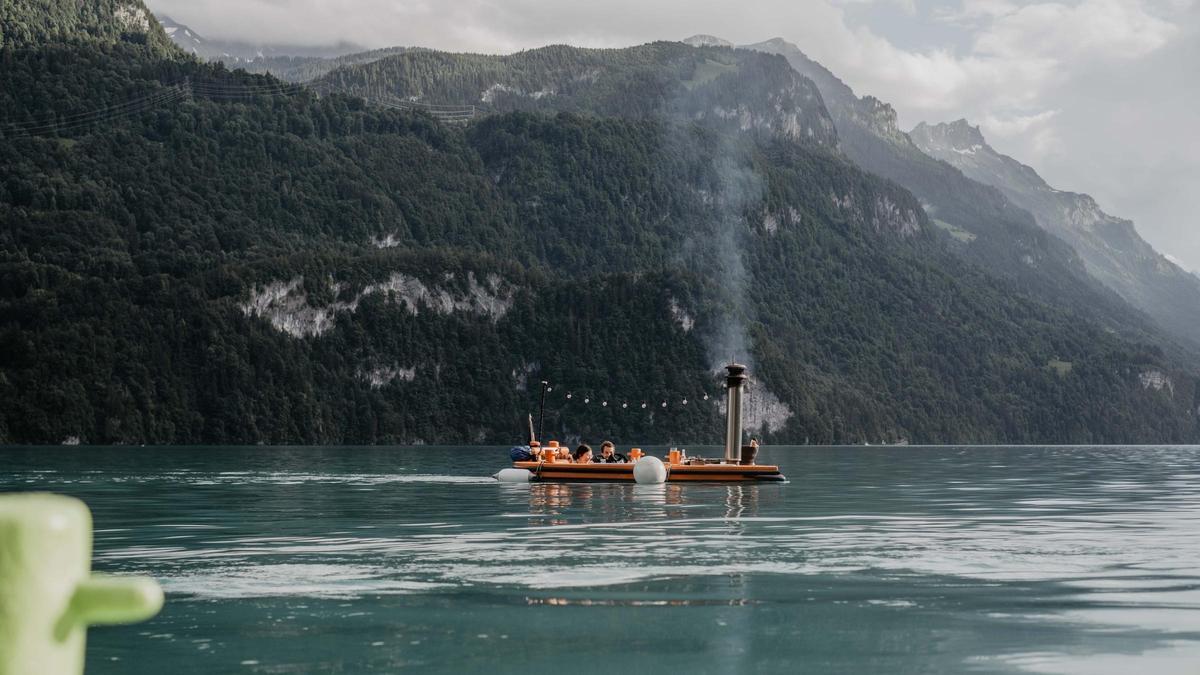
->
2;86;189;138
1;78;478;139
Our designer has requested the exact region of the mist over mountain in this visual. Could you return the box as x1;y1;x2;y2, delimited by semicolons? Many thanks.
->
156;14;365;63
911;120;1200;347
1;4;1197;445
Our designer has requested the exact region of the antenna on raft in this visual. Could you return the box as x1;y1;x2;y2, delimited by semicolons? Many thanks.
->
538;380;549;443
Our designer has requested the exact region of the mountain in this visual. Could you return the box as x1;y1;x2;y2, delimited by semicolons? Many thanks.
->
0;0;176;56
911;119;1200;345
153;15;408;83
156;15;205;54
156;14;365;63
236;48;415;83
1;10;1197;444
740;38;1168;346
312;42;839;147
682;35;733;48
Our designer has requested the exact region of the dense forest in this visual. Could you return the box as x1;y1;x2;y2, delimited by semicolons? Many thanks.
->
0;4;1197;445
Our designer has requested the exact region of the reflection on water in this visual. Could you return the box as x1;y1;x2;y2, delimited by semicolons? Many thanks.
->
526;482;763;525
2;445;1200;674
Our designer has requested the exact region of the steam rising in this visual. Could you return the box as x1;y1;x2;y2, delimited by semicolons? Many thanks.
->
705;151;764;372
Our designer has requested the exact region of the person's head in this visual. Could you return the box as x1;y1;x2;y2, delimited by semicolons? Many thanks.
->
600;441;615;457
573;444;593;463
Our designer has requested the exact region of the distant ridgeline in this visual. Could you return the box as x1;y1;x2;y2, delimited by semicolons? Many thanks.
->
911;119;1200;347
0;3;1197;445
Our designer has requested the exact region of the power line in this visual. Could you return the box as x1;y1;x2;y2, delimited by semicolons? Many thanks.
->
189;78;307;98
1;78;480;139
1;86;190;138
371;96;476;123
5;87;178;131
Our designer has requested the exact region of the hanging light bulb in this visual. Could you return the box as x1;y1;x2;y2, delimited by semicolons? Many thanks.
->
584;398;590;404
641;402;647;409
661;401;667;408
622;403;628;409
682;399;689;405
566;393;572;399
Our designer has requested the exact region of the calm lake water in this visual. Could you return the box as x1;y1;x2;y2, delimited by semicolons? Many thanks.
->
3;445;1200;673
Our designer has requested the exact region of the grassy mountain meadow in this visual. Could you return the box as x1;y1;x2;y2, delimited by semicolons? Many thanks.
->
1;2;1197;445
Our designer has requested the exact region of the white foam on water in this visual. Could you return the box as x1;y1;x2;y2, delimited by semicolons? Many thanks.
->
982;641;1200;674
161;563;452;599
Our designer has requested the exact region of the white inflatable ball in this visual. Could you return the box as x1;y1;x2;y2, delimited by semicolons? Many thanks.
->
633;456;667;484
495;468;533;483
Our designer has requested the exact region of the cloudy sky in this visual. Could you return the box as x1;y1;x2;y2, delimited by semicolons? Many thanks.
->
147;0;1200;270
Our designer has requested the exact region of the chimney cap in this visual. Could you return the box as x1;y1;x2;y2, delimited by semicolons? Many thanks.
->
725;363;749;386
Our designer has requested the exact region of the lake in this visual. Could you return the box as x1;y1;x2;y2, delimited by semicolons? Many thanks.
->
3;445;1199;673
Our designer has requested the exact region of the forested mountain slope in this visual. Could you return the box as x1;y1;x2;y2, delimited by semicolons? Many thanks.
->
913;119;1200;346
742;38;1170;347
238;48;414;83
0;0;176;56
313;43;839;147
0;13;1197;444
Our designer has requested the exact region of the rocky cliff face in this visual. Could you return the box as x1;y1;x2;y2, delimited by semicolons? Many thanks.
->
912;119;1200;345
741;38;898;143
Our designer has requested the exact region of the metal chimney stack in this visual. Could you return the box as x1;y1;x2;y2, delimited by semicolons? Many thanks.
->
724;363;748;463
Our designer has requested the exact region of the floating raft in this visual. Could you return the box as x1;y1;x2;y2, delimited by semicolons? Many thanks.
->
502;363;787;484
511;459;786;483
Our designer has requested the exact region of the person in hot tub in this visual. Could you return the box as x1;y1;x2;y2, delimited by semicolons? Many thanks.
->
597;441;627;463
572;444;593;464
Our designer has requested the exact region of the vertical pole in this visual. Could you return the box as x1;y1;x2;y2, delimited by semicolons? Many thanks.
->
538;380;549;442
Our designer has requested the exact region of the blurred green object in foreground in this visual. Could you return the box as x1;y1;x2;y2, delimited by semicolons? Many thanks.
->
0;493;163;675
